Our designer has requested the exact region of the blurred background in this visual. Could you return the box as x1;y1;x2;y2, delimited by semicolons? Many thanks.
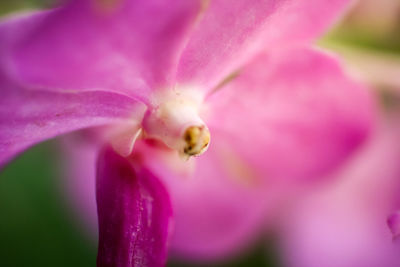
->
0;0;399;266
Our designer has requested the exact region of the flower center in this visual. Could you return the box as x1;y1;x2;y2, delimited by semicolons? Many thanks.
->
142;90;210;158
183;125;210;156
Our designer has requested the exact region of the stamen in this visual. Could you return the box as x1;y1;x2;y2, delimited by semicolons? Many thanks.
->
183;125;210;156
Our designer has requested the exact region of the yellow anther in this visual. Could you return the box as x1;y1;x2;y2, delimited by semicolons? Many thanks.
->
183;126;210;156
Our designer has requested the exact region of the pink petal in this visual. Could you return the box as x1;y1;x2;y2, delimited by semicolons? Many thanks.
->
176;0;349;91
61;134;273;261
96;145;173;267
280;117;400;267
59;132;101;237
205;47;374;182
0;77;144;167
132;140;271;261
2;0;203;100
110;124;143;157
388;211;400;240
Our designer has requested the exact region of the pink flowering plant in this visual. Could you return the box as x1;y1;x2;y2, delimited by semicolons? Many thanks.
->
0;0;376;266
279;111;400;267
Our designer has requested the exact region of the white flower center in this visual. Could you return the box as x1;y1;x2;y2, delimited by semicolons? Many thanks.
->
142;89;210;157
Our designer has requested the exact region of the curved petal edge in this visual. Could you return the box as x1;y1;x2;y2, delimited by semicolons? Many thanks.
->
96;145;173;267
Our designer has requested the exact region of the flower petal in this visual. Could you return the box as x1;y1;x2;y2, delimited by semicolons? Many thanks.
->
2;0;203;100
388;211;400;240
0;77;145;167
176;0;350;90
96;145;173;267
280;117;400;267
205;47;374;181
132;140;271;261
59;132;101;236
61;137;271;261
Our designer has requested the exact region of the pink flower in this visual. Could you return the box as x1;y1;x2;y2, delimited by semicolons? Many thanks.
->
280;112;400;267
388;211;400;241
0;0;373;266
